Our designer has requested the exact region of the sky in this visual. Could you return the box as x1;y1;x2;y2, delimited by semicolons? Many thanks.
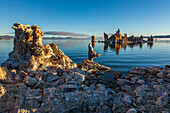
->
0;0;170;37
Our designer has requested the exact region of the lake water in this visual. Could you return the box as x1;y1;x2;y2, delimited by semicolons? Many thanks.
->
0;39;170;74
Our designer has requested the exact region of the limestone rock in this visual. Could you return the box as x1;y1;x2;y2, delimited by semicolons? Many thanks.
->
0;67;7;80
156;92;169;108
108;29;123;42
16;109;31;113
0;85;6;98
23;76;39;86
0;67;12;84
10;69;17;76
6;94;24;111
91;35;95;42
0;83;27;112
49;43;73;66
79;60;110;71
127;108;137;113
139;35;143;41
95;84;106;91
24;89;42;110
18;70;28;78
147;35;154;42
2;23;73;72
123;33;128;41
104;33;108;41
123;95;132;104
88;43;101;58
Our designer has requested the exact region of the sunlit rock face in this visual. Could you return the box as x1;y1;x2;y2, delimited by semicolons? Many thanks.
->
0;67;12;83
115;29;122;40
0;67;7;80
2;23;73;71
107;29;123;42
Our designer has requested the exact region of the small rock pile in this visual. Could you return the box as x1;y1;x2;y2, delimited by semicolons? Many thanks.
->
115;66;170;112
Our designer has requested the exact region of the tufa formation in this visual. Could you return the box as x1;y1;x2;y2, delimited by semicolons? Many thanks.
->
103;29;147;44
104;29;128;43
91;35;96;42
147;35;154;42
2;23;74;72
0;23;112;112
88;43;101;58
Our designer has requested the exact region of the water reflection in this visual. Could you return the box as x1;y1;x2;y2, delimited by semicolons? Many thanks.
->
140;43;143;49
0;40;170;74
103;42;154;54
147;43;153;49
92;41;95;47
104;43;108;52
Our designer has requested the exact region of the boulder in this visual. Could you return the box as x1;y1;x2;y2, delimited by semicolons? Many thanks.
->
127;108;137;113
23;76;39;86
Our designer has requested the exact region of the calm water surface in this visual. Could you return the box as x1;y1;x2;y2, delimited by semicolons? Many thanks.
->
0;39;170;74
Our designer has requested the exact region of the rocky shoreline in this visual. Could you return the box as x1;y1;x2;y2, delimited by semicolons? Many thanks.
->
0;23;169;113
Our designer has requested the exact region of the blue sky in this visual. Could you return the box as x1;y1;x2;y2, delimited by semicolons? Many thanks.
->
0;0;170;37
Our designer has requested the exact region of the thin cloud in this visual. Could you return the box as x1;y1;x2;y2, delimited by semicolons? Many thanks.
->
44;31;89;36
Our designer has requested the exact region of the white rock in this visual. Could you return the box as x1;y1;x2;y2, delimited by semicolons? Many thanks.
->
127;108;137;113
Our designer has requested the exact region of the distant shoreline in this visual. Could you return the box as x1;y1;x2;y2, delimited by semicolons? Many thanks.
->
0;36;170;40
43;38;90;40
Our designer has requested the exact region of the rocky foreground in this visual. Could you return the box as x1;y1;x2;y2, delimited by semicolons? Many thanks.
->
0;23;169;113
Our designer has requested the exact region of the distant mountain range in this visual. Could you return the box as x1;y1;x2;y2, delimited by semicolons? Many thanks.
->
43;37;72;39
43;37;90;40
0;35;90;40
142;35;170;38
0;35;14;40
153;35;170;38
